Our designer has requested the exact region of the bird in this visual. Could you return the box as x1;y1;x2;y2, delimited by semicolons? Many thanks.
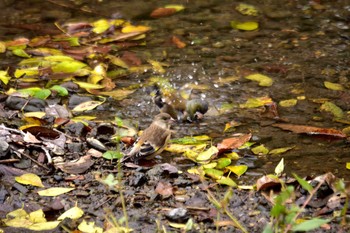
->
153;87;209;122
121;113;173;163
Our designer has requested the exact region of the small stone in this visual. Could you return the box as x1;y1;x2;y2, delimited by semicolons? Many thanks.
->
165;208;189;223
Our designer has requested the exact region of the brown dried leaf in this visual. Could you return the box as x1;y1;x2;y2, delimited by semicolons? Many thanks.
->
55;155;94;174
217;133;252;153
150;8;177;18
155;181;173;198
172;36;186;48
256;175;281;191
272;123;346;138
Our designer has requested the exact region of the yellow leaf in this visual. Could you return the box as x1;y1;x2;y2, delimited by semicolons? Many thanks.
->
239;97;273;108
269;146;295;155
29;209;46;223
92;19;111;34
15;173;44;187
320;101;344;118
78;220;103;233
226;165;248;177
0;41;6;53
225;152;240;160
72;100;105;112
14;68;39;78
38;187;74;197
28;221;61;231
165;4;185;12
245;73;273;86
122;25;150;33
58;206;84;220
148;59;166;74
196;146;219;162
23;112;46;118
74;81;104;89
346;162;350;170
251;144;269;155
236;3;259;16
216;176;237;187
231;21;259;31
324;81;343;91
107;55;129;69
0;70;11;84
99;89;135;100
279;99;297;107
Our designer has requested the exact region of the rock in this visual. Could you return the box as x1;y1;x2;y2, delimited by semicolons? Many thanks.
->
165;207;189;223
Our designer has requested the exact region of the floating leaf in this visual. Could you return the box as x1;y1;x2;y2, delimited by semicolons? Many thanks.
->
251;144;269;155
275;158;284;176
239;97;273;108
0;70;11;84
230;21;259;31
324;81;343;91
38;187;74;197
196;146;218;162
236;3;258;16
245;73;273;87
121;25;150;33
216;176;237;187
58;206;84;220
72;100;105;112
15;173;44;187
279;99;297;107
273;123;346;138
320;101;344;118
227;165;248;177
217;133;252;153
170;135;211;144
269;146;295;155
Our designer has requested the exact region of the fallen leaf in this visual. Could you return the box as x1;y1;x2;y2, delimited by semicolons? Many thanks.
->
196;146;219;162
226;165;248;177
217;133;252;153
72;100;105;112
324;81;343;91
172;36;186;48
216;176;237;187
256;174;281;191
230;21;259;31
269;146;295;155
236;3;259;16
279;99;298;107
272;123;347;138
251;144;269;155
275;158;284;176
15;173;44;187
58;206;84;220
54;155;94;174
150;8;177;18
320;101;344;118
78;220;103;233
38;187;74;196
155;181;173;198
245;73;273;86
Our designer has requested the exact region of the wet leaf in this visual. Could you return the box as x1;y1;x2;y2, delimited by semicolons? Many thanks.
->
172;36;186;48
273;123;347;138
226;165;248;177
0;70;11;84
72;100;105;112
121;25;150;33
204;168;224;179
324;81;343;91
269;146;295;155
107;55;129;69
224;120;241;132
217;133;252;153
103;150;124;160
58;206;84;220
230;21;259;31
98;89;135;100
251;144;269;155
320;101;344;118
346;163;350;170
15;173;44;187
18;87;51;99
292;218;330;232
239;96;274;108
196;146;218;162
165;4;185;11
275;158;284;176
236;3;259;16
216;176;237;187
78;220;103;233
14;67;39;78
148;59;166;73
225;152;240;160
165;143;206;154
0;41;6;53
12;48;31;58
245;73;273;87
155;181;173;198
203;162;218;169
170;135;211;144
38;187;74;196
50;85;68;96
92;19;111;34
279;99;297;107
216;158;231;169
150;8;177;18
51;60;87;73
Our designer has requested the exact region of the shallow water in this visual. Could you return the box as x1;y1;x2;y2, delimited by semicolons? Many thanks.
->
1;0;350;181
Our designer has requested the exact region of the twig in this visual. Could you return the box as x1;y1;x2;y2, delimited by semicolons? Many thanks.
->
11;146;50;171
0;124;25;136
0;159;21;164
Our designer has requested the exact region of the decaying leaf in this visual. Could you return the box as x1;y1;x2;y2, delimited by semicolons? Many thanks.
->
155;181;173;198
54;155;94;174
256;174;281;191
72;100;105;112
272;123;347;138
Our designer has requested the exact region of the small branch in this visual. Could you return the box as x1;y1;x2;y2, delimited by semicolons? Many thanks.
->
11;146;50;171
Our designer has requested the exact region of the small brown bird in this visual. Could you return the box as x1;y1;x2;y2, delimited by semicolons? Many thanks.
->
121;113;173;163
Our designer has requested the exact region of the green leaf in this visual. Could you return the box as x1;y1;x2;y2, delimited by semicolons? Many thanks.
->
230;21;259;31
50;85;68;96
204;168;223;179
252;144;269;155
18;88;51;99
0;70;11;84
239;97;273;108
275;158;284;176
292;218;330;231
245;73;273;87
103;150;124;160
226;165;248;177
216;158;231;169
216;176;237;187
293;173;313;194
12;48;31;58
320;101;344;118
269;146;295;155
51;61;87;73
170;135;211;144
324;81;343;91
